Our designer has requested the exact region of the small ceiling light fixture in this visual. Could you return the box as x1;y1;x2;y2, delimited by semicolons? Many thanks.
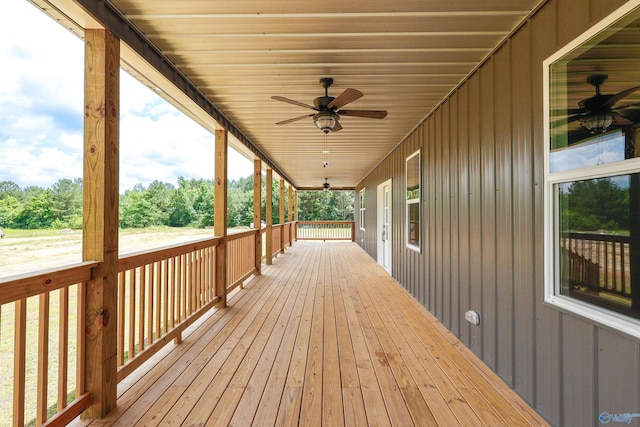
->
580;113;616;134
323;178;331;192
322;134;329;168
314;112;339;134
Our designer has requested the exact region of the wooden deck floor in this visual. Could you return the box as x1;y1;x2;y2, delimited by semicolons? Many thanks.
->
75;241;548;426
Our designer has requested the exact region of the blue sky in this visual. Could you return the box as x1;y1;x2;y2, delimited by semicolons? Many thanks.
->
549;130;625;173
1;0;253;191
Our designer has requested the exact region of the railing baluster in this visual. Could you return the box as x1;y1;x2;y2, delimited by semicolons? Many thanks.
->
169;257;176;329
129;269;136;361
117;271;125;367
163;259;169;335
620;241;625;294
77;282;87;396
37;292;50;425
139;266;146;351
13;298;27;427
155;261;161;340
148;263;154;344
59;286;69;410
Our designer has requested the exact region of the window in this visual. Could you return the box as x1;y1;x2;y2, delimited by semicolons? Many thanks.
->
406;150;421;251
544;2;640;337
359;188;366;230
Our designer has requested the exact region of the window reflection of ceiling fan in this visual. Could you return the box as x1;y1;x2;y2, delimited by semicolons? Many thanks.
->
271;77;387;133
563;74;640;134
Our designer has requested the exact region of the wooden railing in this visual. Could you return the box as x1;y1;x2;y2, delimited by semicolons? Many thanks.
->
283;223;291;248
561;232;631;299
269;223;295;259
0;262;98;426
272;224;283;257
296;221;355;241
226;229;258;292
1;225;290;425
116;237;222;381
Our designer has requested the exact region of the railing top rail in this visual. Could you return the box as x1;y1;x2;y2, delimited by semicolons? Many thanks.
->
563;232;630;243
227;228;259;242
119;235;221;271
0;261;99;305
297;220;355;224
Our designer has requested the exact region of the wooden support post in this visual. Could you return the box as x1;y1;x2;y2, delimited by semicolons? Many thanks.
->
294;190;299;241
280;178;285;254
253;159;262;275
288;184;293;223
82;28;119;419
287;184;293;247
215;129;228;308
266;169;273;265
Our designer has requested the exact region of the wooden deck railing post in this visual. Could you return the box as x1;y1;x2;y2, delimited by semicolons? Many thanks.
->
266;169;273;265
351;222;356;242
294;190;298;241
215;129;228;308
280;178;285;254
293;190;297;241
254;159;262;275
288;184;293;247
82;28;120;419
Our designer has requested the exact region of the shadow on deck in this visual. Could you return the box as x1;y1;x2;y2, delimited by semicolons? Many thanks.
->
73;241;548;426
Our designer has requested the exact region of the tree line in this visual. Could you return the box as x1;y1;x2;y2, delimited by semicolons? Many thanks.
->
0;176;354;230
560;177;630;232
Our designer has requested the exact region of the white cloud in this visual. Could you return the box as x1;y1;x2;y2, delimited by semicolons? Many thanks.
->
1;1;254;192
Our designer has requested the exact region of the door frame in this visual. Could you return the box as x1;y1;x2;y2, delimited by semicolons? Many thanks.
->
377;178;392;274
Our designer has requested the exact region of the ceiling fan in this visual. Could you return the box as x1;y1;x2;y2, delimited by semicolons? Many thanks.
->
271;77;387;133
560;74;640;134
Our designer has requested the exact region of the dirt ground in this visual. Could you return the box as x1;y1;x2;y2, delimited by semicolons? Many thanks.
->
0;228;218;277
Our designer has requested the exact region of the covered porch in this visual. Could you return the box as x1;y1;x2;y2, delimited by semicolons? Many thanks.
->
70;241;546;426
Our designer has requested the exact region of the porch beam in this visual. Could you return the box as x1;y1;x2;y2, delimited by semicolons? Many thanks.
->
253;159;262;275
82;28;119;419
215;129;228;308
266;169;273;265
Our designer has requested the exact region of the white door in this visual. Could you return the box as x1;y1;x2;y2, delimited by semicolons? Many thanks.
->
377;179;392;274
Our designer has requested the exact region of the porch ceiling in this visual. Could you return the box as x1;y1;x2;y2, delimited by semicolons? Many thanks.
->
42;0;542;189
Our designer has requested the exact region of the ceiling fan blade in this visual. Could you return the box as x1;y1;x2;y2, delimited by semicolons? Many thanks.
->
551;108;586;116
613;113;634;126
603;85;640;108
271;95;317;111
327;88;363;109
612;101;640;111
332;121;343;132
276;114;314;125
338;109;387;119
551;114;584;129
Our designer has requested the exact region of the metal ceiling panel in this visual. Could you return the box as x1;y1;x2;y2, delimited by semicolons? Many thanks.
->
47;0;543;188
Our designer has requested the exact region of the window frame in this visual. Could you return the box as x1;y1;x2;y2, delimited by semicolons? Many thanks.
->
543;0;640;339
359;188;366;231
406;150;421;252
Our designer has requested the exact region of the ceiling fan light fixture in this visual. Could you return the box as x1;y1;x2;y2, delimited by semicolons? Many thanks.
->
313;112;339;133
580;113;615;134
323;178;331;191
